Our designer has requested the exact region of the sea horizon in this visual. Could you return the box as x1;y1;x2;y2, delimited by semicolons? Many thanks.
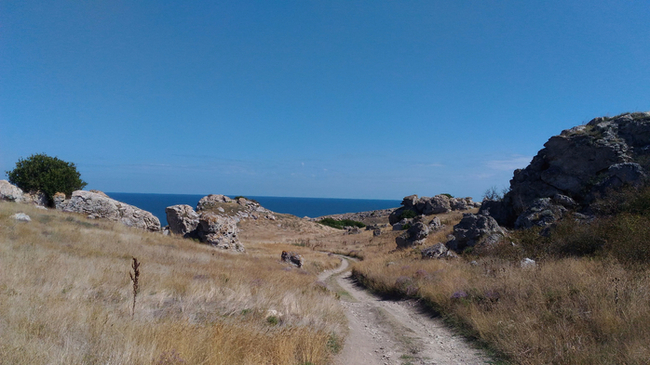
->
105;192;402;226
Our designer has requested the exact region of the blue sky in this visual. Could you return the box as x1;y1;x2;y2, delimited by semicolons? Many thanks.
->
1;1;649;200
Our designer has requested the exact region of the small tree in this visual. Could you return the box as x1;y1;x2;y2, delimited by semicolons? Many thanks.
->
6;153;87;204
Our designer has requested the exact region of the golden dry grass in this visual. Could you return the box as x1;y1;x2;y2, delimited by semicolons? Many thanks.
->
0;202;345;365
348;212;650;364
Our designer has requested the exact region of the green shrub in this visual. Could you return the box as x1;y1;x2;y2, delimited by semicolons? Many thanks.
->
6;153;87;205
317;218;365;229
398;209;417;220
440;193;453;198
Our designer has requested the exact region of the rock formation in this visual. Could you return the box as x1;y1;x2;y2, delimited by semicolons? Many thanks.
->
389;194;480;225
0;180;26;203
481;112;650;227
57;190;161;232
421;242;458;259
0;180;48;206
163;194;285;252
165;204;200;237
446;213;505;252
197;213;243;252
396;221;431;248
281;251;304;268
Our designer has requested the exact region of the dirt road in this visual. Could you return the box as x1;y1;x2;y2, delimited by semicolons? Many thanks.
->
319;257;490;365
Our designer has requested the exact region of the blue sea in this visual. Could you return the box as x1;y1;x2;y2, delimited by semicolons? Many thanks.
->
105;192;401;226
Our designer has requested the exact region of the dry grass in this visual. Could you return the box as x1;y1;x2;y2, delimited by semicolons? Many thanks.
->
349;212;650;364
0;202;345;365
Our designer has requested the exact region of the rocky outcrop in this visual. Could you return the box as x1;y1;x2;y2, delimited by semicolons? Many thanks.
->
165;204;200;237
281;251;304;268
196;194;233;210
446;213;505;252
396;221;430;248
0;180;47;206
313;208;396;223
421;242;458;259
197;213;243;252
0;180;26;203
57;190;161;232
482;112;650;227
389;195;480;225
164;199;245;251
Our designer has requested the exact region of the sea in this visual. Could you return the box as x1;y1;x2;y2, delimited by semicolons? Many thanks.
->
105;192;401;227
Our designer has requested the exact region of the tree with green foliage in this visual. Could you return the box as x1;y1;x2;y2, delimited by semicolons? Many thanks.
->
5;153;87;205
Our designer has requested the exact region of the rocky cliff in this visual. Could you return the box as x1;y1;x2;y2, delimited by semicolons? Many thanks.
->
481;112;650;228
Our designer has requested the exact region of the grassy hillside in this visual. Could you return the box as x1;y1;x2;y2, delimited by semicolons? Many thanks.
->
349;189;650;364
0;202;345;365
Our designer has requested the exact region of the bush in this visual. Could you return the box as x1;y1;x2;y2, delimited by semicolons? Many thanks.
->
398;209;417;220
317;218;365;229
6;153;87;205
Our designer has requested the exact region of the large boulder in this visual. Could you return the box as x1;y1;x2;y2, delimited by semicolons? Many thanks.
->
421;242;458;259
396;221;430;248
514;198;567;229
0;180;25;203
197;213;243;252
418;195;452;214
482;112;650;227
165;204;200;237
447;213;505;252
58;190;161;232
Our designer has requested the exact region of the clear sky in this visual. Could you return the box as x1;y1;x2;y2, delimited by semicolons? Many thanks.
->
1;1;649;200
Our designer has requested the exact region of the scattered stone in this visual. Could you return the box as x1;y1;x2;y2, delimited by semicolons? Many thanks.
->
345;226;362;235
520;258;537;269
373;228;382;236
281;251;303;268
421;242;457;259
11;213;31;222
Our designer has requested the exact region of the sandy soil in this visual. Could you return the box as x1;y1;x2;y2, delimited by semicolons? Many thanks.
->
319;257;490;365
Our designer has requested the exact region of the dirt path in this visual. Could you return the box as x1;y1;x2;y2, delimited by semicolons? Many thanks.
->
319;256;490;365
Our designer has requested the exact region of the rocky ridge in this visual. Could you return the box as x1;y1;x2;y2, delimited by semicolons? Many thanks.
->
56;190;162;232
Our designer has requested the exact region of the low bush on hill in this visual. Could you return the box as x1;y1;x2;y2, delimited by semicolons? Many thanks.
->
318;218;365;229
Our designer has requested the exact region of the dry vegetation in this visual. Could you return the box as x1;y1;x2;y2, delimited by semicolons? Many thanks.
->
347;195;650;364
0;202;344;365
